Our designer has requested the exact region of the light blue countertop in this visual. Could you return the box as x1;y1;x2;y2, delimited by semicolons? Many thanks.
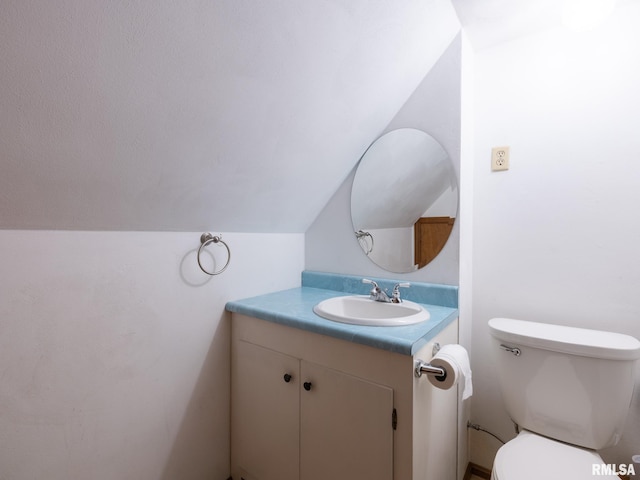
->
225;271;459;356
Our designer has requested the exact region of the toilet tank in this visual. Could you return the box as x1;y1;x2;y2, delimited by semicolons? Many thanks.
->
488;318;640;450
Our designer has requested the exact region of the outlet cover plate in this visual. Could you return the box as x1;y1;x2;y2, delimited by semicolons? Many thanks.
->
491;146;510;171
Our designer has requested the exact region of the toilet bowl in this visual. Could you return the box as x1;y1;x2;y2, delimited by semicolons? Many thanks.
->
491;430;617;480
488;318;640;480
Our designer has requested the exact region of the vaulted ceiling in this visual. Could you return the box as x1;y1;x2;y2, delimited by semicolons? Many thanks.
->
0;0;461;232
451;0;633;50
4;0;630;232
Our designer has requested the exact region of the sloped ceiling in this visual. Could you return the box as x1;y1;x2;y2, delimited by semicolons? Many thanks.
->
451;0;563;50
451;0;634;50
0;0;460;233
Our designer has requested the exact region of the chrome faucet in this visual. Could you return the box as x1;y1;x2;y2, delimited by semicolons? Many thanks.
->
391;282;410;303
362;279;410;303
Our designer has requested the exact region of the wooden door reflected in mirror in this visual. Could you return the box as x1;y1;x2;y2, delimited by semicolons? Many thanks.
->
414;216;454;269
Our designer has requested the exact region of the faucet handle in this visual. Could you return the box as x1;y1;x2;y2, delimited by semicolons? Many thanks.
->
362;278;379;288
362;278;382;299
391;282;410;303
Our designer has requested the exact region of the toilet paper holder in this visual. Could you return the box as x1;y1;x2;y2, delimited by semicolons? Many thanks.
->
414;342;447;380
415;361;447;379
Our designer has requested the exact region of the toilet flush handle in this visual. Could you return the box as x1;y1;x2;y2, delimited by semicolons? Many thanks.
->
499;344;521;356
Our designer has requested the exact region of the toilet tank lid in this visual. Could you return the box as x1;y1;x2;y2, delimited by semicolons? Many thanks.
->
488;318;640;360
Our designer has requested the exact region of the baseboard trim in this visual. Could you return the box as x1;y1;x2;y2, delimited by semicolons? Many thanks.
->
463;462;492;480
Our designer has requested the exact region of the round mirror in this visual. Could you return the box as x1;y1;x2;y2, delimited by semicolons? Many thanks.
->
351;128;458;273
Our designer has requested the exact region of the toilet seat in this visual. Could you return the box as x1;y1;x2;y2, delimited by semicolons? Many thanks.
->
491;430;618;480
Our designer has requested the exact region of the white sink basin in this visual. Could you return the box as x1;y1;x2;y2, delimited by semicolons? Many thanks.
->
313;295;430;326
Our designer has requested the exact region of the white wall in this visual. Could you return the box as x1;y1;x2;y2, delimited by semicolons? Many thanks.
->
457;31;476;479
469;2;640;468
0;0;461;234
0;230;304;480
306;33;469;479
366;227;415;272
306;34;462;285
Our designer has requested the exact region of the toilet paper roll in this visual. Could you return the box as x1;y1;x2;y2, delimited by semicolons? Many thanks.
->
428;344;473;400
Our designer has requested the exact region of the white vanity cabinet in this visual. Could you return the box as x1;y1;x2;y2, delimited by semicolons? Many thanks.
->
231;313;458;480
233;340;393;480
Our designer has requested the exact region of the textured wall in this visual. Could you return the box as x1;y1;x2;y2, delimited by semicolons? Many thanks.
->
0;230;303;479
305;34;462;285
0;0;460;232
469;2;640;468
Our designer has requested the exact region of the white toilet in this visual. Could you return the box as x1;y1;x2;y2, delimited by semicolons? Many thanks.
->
488;317;640;480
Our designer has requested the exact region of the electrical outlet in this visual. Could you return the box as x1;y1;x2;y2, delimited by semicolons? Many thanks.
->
491;146;510;171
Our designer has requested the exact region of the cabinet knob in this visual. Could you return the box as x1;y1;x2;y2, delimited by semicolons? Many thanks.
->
283;373;292;383
303;381;312;391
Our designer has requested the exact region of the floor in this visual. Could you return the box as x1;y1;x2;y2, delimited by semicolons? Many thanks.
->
465;464;492;480
463;460;492;480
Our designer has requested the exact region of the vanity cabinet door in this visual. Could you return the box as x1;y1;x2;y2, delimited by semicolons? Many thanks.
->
232;341;300;480
300;361;394;480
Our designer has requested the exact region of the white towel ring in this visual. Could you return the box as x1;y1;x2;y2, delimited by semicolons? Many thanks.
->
197;233;231;275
